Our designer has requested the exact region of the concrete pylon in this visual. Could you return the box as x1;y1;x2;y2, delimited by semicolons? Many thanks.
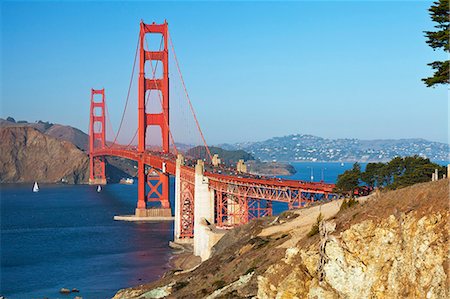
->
237;159;247;173
174;154;184;242
212;154;221;167
193;159;215;260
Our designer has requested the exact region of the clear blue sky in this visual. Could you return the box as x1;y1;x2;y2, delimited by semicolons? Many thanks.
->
1;0;448;145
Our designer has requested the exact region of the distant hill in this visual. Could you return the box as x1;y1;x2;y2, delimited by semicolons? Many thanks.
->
0;117;89;151
186;146;254;165
0;118;134;184
0;126;89;183
219;134;449;162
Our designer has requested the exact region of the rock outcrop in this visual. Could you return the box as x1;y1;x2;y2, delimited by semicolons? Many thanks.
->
113;179;448;299
247;160;296;176
0;118;89;151
0;127;89;183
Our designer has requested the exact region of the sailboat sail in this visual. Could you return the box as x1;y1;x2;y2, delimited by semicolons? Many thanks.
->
33;182;39;192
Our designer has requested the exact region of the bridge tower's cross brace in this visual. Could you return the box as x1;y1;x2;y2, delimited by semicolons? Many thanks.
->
137;21;171;215
89;88;106;185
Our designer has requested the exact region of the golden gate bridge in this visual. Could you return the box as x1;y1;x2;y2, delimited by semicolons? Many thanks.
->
88;21;336;256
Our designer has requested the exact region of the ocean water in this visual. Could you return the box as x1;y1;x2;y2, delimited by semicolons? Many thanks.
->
1;182;175;299
269;162;361;215
285;162;363;183
0;162;357;298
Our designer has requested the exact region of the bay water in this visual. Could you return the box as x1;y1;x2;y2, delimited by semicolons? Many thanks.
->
0;162;354;298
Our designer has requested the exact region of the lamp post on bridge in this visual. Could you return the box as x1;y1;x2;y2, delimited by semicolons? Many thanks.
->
321;167;326;182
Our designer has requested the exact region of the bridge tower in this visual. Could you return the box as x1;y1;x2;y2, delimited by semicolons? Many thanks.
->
136;21;171;217
89;88;107;185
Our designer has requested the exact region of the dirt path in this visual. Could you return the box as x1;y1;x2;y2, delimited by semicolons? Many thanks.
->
259;196;371;248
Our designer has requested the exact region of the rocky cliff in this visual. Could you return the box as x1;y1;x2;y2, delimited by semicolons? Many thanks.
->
0;127;89;184
0;118;89;151
113;178;448;299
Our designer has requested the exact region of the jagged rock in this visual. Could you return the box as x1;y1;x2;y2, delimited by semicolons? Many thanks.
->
258;211;448;299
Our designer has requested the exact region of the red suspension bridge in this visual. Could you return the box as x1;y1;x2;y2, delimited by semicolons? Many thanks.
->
89;21;336;253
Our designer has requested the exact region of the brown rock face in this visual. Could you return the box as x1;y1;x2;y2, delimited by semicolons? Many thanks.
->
0;127;89;184
112;179;449;299
44;124;89;151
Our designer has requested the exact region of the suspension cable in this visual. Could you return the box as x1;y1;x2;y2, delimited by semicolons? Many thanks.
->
109;32;140;147
168;29;213;162
104;101;115;146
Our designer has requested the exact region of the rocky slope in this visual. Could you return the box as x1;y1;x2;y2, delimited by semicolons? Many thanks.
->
44;124;89;151
113;178;449;298
0;118;89;151
0;127;89;184
0;119;135;184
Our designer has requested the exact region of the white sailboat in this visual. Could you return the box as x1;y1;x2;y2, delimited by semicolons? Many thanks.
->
97;185;102;193
33;182;39;192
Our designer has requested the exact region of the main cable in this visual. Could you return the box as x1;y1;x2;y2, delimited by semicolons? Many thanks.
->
168;29;213;162
109;32;140;147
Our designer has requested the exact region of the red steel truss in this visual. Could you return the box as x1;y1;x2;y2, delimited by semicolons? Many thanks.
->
91;146;337;231
208;174;335;227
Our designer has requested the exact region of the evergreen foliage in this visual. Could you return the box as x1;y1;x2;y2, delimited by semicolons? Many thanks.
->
336;156;446;193
423;0;449;87
335;163;361;194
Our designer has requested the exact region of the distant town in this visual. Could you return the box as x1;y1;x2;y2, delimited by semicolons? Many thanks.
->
220;134;449;163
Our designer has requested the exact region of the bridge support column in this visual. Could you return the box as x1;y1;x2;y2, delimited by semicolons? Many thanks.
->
136;159;147;216
193;160;215;261
135;160;172;218
174;154;184;242
88;88;107;185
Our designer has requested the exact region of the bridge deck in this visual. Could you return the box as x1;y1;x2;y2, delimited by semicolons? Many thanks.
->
91;148;335;198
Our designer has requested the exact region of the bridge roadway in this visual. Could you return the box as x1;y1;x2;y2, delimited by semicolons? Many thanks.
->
92;147;335;204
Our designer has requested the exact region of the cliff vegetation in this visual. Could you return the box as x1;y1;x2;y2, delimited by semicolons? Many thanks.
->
113;178;449;299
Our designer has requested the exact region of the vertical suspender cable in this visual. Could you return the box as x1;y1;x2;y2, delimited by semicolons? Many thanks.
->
168;30;213;162
109;33;140;147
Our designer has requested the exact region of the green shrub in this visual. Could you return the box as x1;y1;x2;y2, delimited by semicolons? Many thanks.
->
212;280;226;290
307;213;323;237
173;281;189;291
340;198;358;211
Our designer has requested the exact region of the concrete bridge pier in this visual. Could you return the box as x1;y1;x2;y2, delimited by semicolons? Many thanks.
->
174;154;190;243
88;178;107;185
193;160;219;261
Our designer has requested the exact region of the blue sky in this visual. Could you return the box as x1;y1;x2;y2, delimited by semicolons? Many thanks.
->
1;0;448;145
